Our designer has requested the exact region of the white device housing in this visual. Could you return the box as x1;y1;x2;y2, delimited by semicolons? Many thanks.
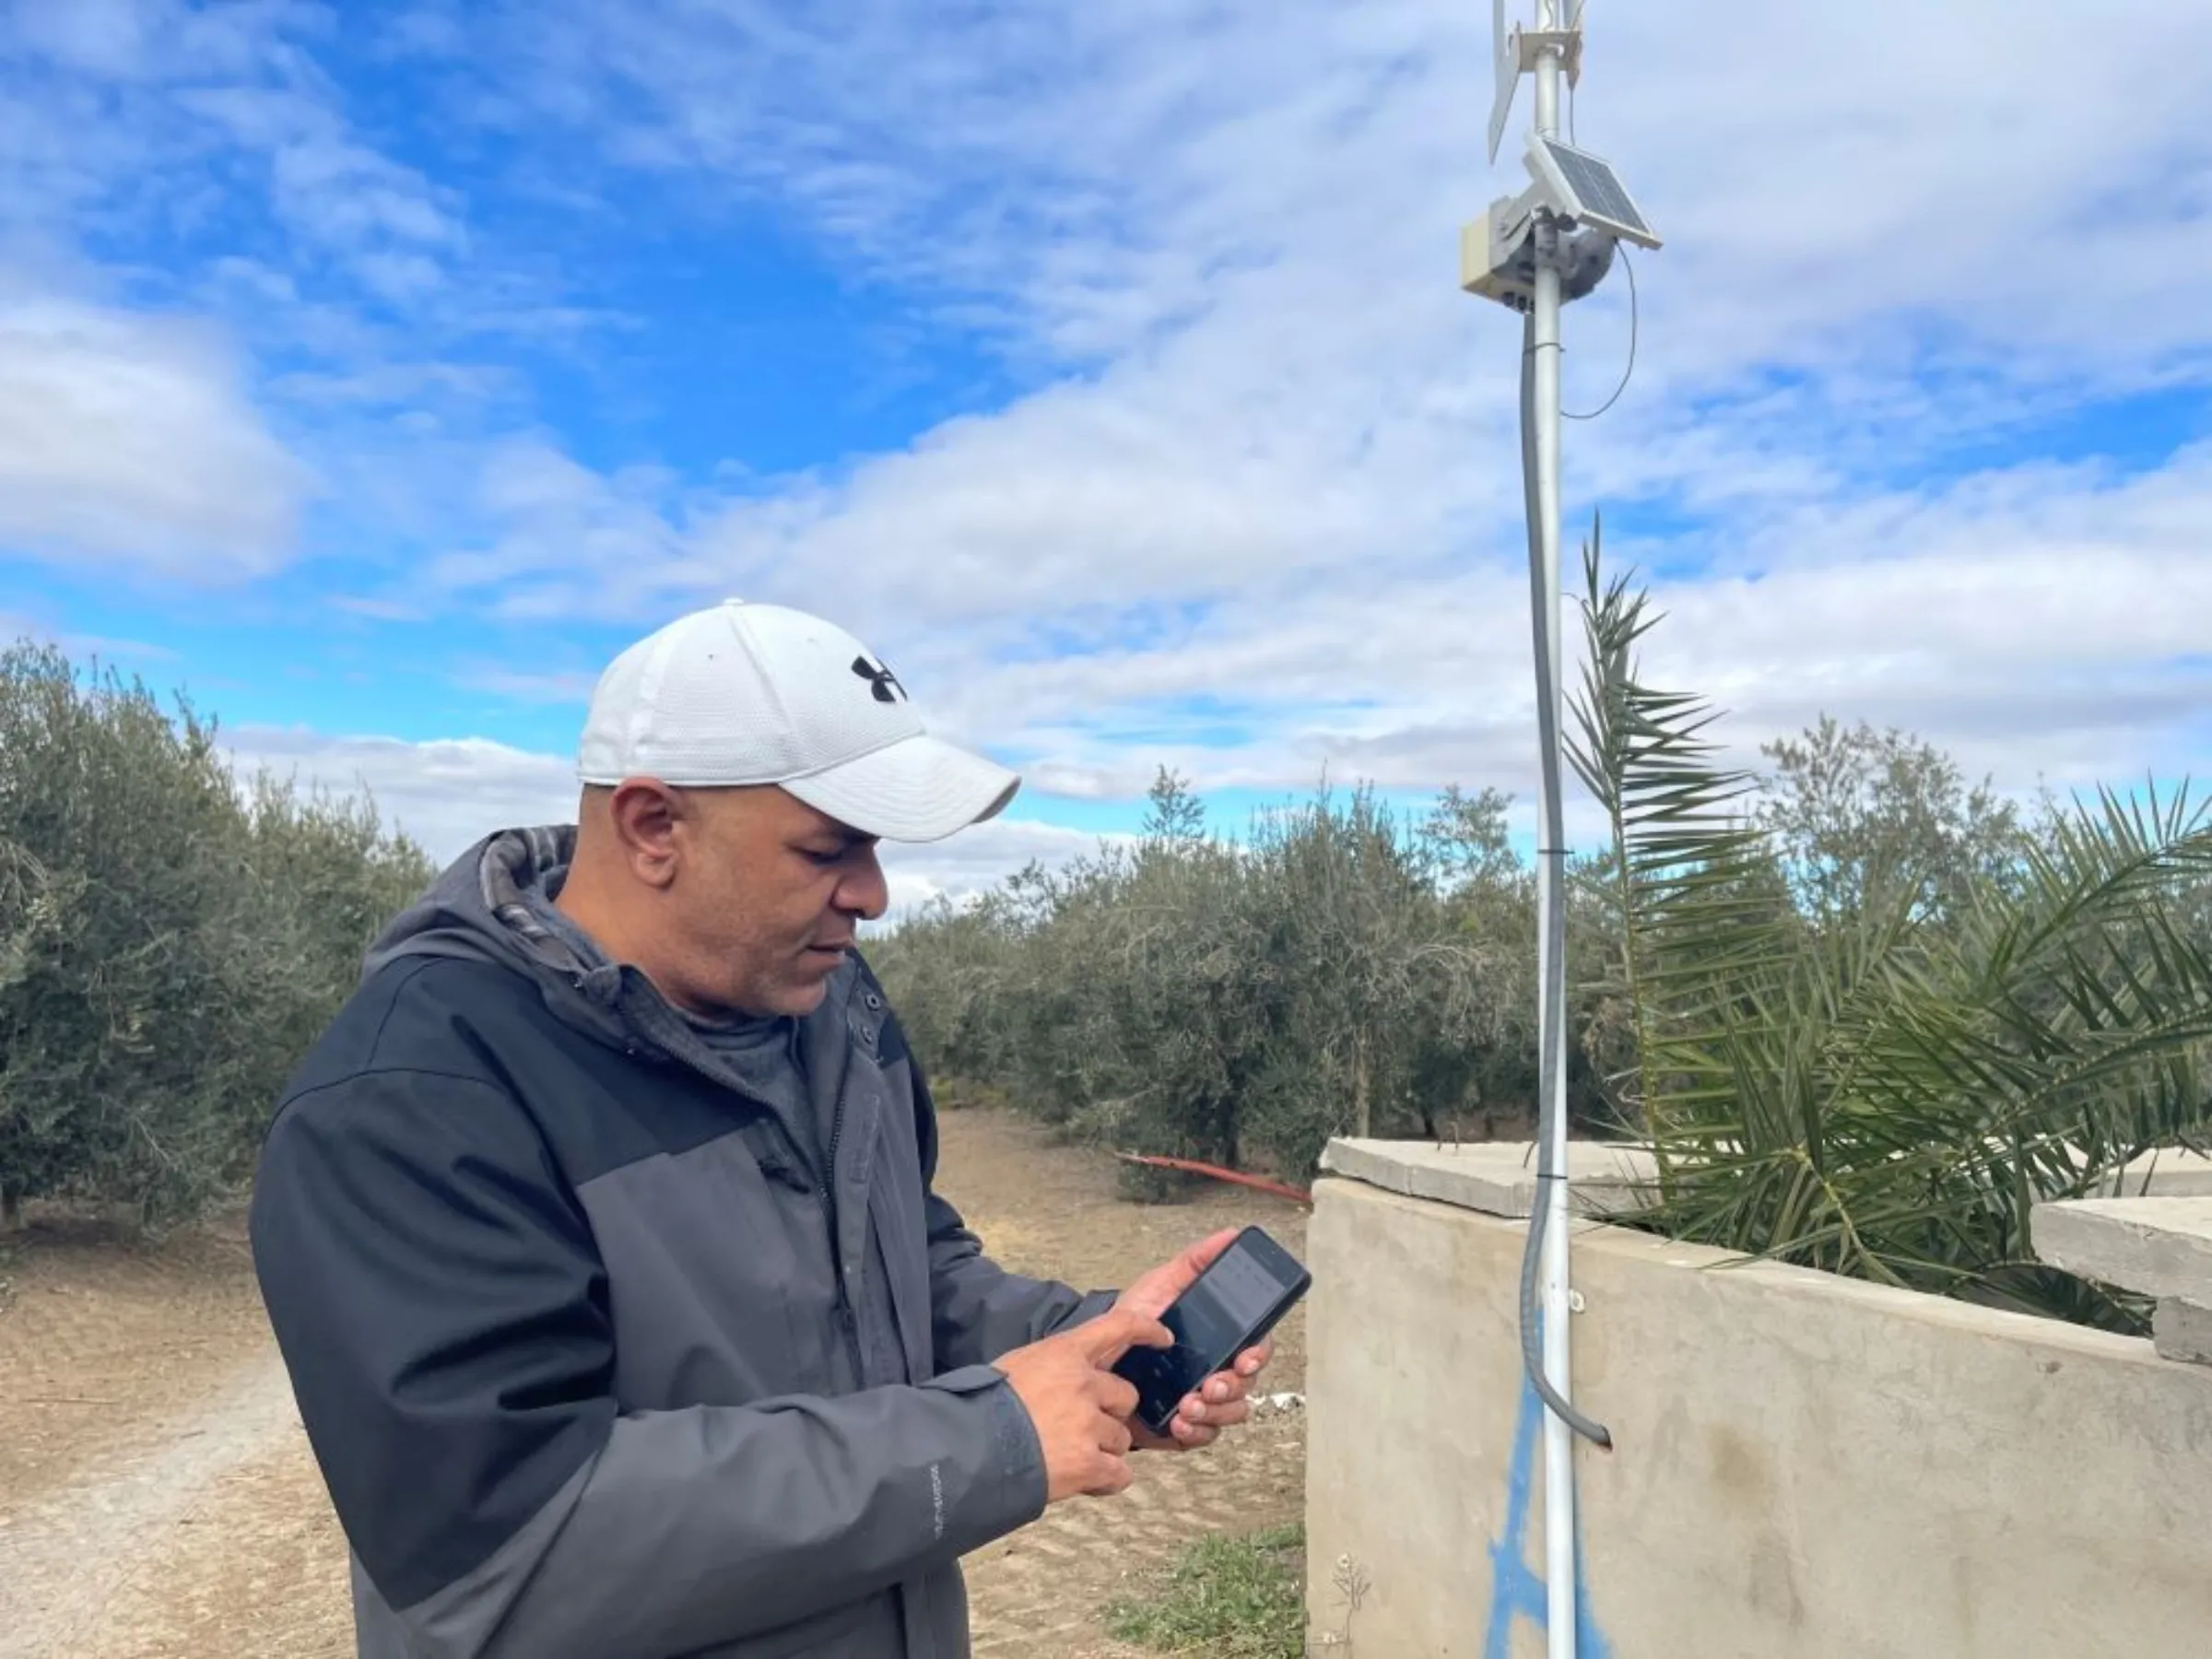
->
1460;188;1543;309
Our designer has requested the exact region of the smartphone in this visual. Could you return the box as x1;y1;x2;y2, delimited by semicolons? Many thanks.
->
1112;1224;1312;1435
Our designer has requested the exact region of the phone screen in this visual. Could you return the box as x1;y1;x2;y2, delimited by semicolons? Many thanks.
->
1166;1243;1289;1359
1114;1229;1308;1429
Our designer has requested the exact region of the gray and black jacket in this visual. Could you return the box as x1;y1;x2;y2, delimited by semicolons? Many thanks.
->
249;827;1114;1659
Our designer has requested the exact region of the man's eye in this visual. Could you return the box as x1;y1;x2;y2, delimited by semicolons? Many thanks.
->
802;846;846;866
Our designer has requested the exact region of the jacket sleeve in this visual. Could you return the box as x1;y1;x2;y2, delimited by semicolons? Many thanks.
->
249;1066;1048;1659
907;1053;1120;1369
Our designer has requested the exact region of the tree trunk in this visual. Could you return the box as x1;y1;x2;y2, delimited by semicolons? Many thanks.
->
0;1187;22;1233
1353;1032;1371;1139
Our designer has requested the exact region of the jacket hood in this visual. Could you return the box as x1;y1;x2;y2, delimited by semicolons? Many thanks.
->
363;824;637;1049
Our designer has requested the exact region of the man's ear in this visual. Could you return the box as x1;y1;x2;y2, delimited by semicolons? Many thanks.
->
604;779;685;889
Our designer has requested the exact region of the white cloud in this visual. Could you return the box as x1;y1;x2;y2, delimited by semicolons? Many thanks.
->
401;425;2212;818
0;0;519;400
223;727;579;865
218;722;1115;911
874;817;1123;918
0;603;177;665
6;0;151;77
10;0;2212;839
0;3;543;597
0;285;309;577
265;359;513;407
501;0;2212;383
181;86;465;292
339;0;2212;818
379;8;469;63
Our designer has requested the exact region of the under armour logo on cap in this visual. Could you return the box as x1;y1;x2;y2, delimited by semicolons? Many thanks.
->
852;654;906;704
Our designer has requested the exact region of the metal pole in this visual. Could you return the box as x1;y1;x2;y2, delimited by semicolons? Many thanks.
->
1528;6;1579;1656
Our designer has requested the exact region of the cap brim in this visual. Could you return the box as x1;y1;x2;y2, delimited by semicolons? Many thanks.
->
781;734;1020;843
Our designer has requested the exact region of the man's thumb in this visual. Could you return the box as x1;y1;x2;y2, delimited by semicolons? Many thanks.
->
1177;1227;1243;1279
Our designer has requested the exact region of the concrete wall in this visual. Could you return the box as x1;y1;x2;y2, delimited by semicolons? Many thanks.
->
1303;1174;2212;1658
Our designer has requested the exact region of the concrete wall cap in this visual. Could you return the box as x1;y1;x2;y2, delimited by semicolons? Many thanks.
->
2030;1194;2212;1304
1318;1137;1658;1219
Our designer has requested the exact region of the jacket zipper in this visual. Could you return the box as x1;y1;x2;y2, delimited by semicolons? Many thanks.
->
821;1090;865;1382
629;965;867;1385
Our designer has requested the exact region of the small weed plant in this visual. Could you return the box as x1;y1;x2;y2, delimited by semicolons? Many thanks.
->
1105;1523;1307;1659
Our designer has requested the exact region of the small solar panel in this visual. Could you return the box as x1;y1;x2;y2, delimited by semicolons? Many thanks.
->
1542;140;1647;236
1526;135;1661;250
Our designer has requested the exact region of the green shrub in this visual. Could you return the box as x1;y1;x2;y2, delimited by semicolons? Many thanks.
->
0;641;431;1229
871;770;1594;1182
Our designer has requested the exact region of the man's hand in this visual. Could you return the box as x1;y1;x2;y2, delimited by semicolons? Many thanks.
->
1113;1228;1277;1453
995;1307;1173;1503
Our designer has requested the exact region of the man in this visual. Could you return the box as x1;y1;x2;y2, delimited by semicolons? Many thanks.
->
249;598;1273;1659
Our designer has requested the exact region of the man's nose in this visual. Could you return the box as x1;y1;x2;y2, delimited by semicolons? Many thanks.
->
836;846;889;923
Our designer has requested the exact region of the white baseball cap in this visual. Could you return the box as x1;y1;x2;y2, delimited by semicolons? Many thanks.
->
576;599;1019;842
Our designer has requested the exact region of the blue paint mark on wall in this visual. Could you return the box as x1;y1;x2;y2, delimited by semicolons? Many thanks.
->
1482;1323;1615;1659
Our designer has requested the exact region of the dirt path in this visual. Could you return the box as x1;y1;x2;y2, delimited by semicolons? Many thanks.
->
0;1351;309;1659
0;1108;1309;1657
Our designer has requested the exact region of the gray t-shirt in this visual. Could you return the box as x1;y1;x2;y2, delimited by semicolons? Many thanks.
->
681;1007;813;1158
520;880;813;1152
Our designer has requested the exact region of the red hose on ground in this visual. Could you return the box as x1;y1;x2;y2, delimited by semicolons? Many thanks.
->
1114;1152;1312;1206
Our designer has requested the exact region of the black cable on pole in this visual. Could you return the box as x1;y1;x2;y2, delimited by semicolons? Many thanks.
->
1516;306;1614;1453
1563;242;1637;422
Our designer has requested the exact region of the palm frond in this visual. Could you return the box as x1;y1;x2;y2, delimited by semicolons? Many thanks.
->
1567;527;1794;1166
1570;533;2212;1330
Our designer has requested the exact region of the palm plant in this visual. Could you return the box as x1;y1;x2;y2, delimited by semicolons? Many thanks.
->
1569;528;2212;1332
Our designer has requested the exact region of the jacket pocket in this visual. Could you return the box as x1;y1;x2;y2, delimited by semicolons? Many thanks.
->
680;1587;901;1657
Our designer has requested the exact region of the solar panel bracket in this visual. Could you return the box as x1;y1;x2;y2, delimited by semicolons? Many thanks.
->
1512;26;1584;89
1489;2;1586;163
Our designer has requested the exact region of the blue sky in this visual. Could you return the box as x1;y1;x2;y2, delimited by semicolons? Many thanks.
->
3;0;2210;909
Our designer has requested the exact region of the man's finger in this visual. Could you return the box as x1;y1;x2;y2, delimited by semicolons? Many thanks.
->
1203;1372;1249;1406
1098;1371;1141;1420
1097;1413;1134;1456
1086;1453;1135;1497
1195;1396;1250;1430
1129;1420;1179;1453
1078;1308;1172;1364
1172;1227;1244;1283
1177;1388;1250;1429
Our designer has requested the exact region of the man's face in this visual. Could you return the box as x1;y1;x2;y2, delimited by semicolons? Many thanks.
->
658;786;889;1018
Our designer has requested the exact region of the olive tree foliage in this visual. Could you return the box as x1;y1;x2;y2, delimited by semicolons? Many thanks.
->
0;641;433;1229
872;768;1554;1183
1756;715;2029;926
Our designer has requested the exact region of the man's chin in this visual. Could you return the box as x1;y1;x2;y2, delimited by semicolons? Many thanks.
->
775;959;843;1016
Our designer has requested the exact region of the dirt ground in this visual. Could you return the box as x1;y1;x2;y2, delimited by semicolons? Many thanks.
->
0;1108;1310;1659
